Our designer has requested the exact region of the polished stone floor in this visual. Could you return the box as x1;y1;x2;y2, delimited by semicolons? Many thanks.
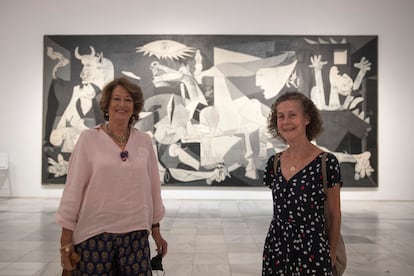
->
0;197;413;276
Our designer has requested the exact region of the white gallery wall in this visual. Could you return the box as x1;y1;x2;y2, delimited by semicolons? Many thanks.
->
0;0;413;200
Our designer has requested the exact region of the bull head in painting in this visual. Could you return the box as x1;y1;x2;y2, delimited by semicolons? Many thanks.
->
74;46;114;88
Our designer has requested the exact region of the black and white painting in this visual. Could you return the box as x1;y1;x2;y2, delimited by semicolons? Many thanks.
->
42;35;378;187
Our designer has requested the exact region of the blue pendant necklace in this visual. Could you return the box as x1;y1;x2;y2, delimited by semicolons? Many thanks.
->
106;124;129;161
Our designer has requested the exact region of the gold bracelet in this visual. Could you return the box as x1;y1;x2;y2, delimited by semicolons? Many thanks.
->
60;243;73;254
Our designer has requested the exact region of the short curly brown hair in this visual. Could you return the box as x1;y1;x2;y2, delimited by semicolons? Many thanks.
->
267;91;323;141
100;77;144;126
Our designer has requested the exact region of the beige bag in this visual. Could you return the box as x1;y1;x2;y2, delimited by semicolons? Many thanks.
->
321;152;347;276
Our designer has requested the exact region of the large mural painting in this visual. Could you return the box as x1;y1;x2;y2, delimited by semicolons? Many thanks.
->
42;35;378;187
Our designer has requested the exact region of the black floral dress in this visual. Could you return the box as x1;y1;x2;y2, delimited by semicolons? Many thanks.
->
262;152;342;276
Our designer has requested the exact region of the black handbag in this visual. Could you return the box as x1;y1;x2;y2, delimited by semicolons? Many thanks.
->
151;253;165;275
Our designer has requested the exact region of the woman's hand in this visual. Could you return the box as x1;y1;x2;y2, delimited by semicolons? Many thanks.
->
151;228;168;257
60;228;76;271
60;243;75;271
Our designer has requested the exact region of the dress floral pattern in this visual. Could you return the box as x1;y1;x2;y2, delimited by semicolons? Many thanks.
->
262;152;342;276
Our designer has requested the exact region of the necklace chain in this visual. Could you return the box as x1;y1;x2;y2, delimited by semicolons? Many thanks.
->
285;151;301;172
285;146;317;173
107;124;129;147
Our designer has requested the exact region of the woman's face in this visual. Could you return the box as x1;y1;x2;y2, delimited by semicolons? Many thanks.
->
107;85;134;124
276;100;309;142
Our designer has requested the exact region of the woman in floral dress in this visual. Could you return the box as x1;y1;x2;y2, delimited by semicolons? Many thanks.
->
262;92;342;275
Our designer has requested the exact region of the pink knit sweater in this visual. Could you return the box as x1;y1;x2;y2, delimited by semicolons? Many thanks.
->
55;126;165;244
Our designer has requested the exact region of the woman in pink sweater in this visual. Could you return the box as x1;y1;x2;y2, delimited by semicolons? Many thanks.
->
55;77;167;275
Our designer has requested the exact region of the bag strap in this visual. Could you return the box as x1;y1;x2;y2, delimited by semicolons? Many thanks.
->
322;151;328;193
273;152;281;176
321;151;331;228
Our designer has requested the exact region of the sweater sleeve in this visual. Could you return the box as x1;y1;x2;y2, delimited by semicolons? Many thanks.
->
55;131;92;230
